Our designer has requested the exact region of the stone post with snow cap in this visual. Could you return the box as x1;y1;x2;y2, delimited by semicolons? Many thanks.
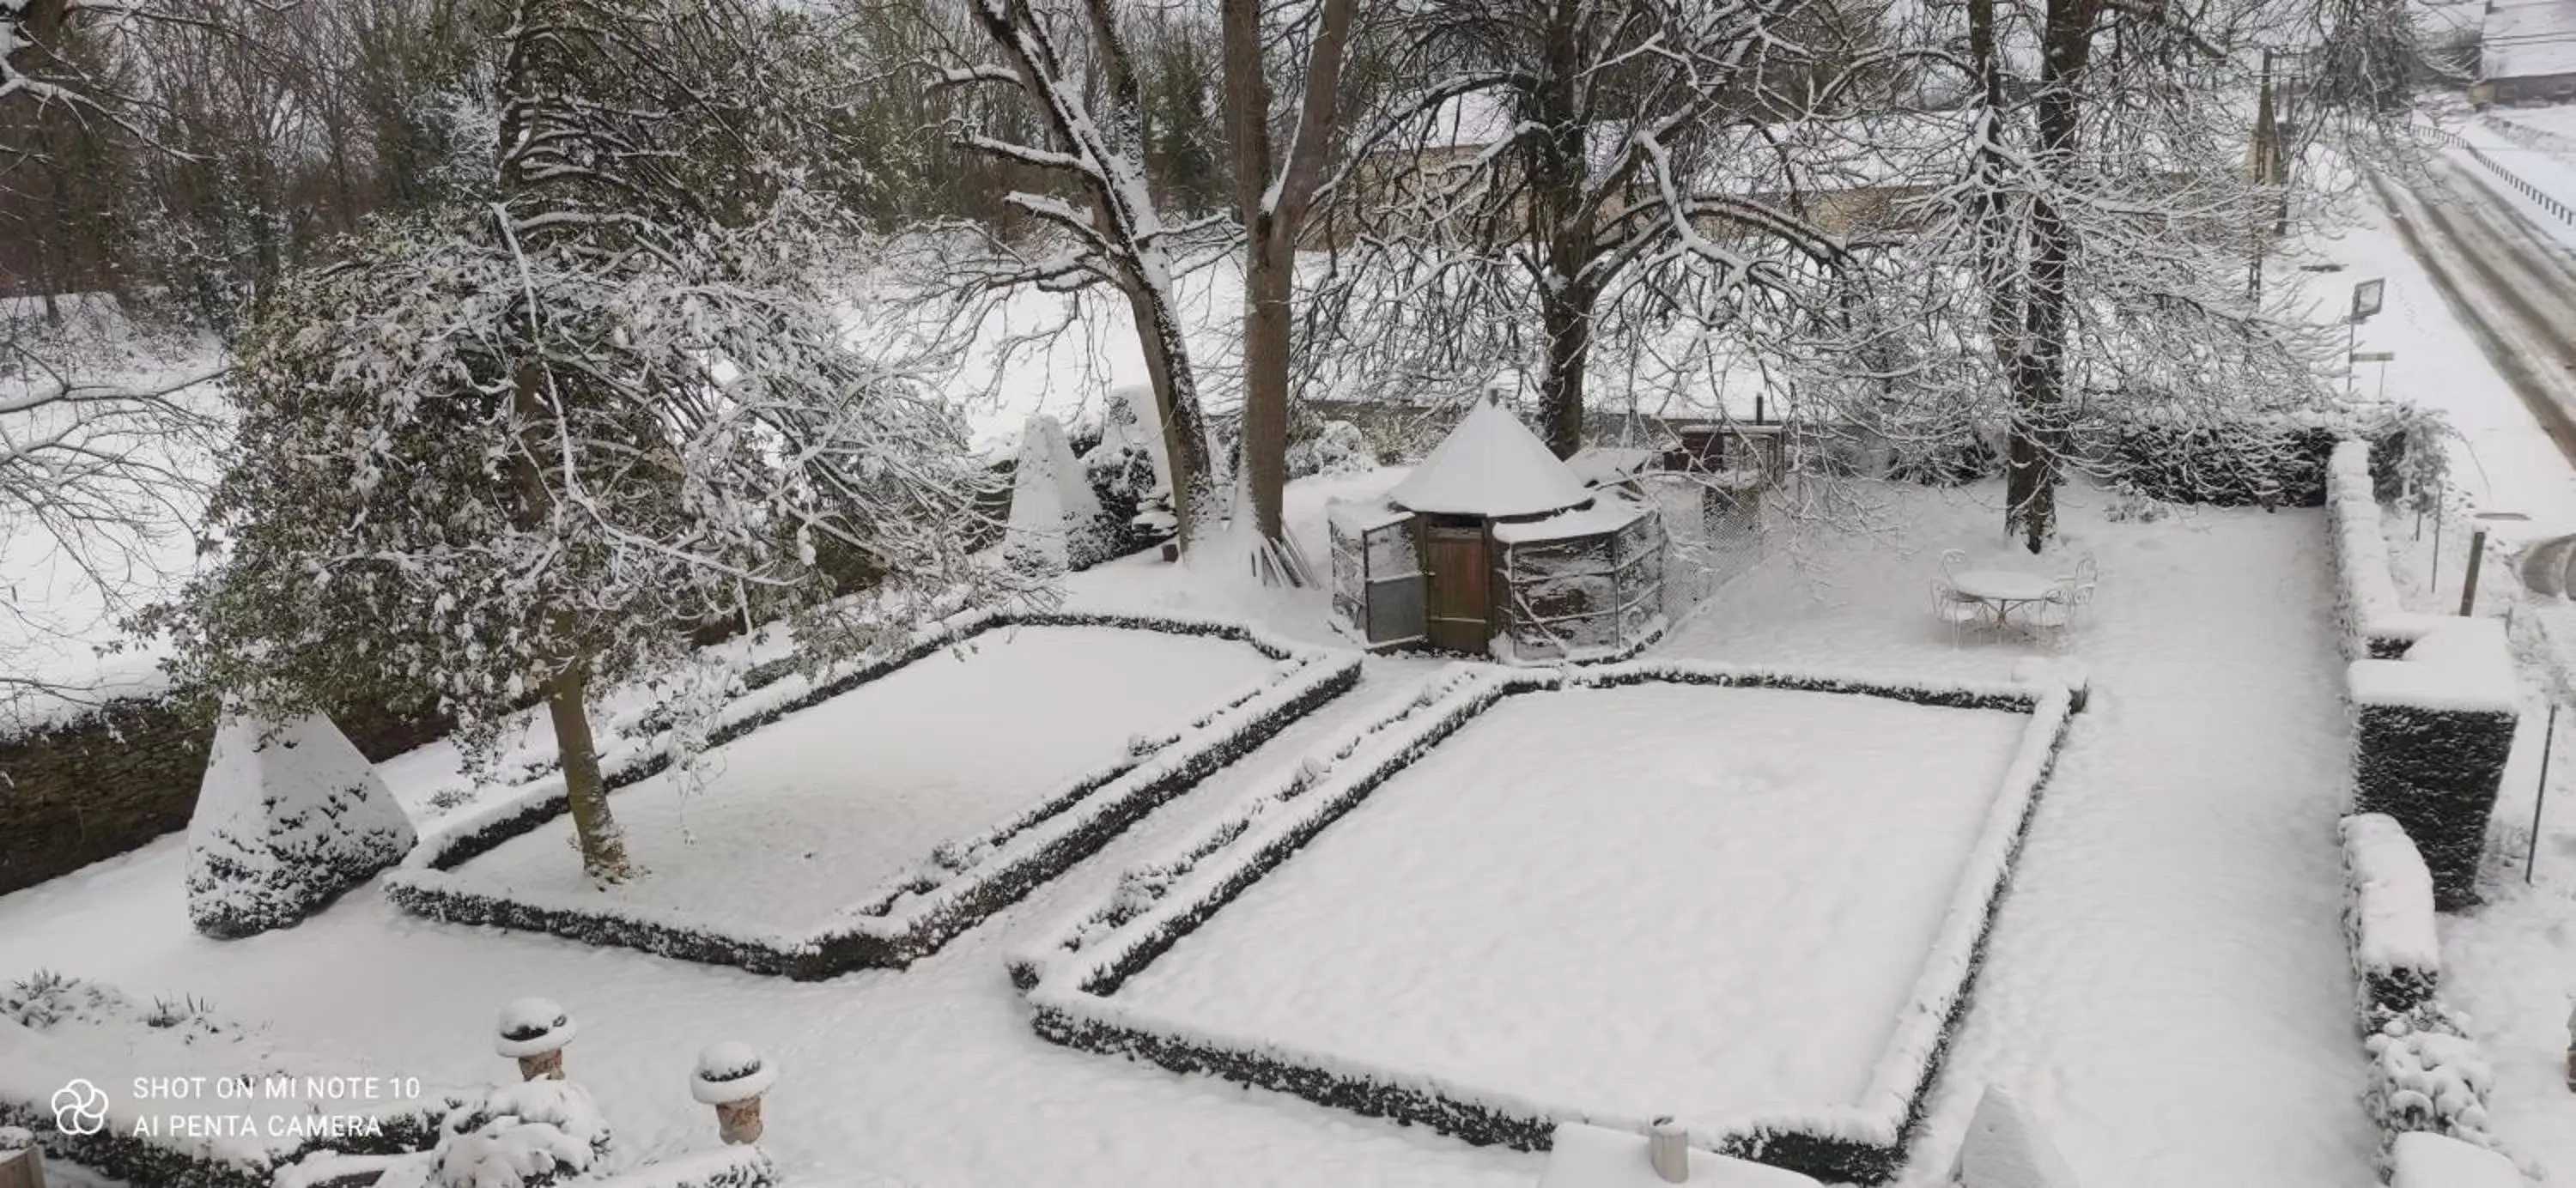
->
496;997;577;1081
0;1125;44;1188
693;1043;776;1144
1647;1118;1688;1183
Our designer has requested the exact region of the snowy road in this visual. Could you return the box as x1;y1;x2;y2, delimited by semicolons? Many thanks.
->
2366;156;2576;470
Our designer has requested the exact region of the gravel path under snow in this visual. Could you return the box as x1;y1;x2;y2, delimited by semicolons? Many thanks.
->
1113;684;2025;1119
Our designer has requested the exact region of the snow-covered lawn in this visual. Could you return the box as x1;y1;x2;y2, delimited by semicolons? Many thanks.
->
0;476;2397;1188
1109;683;2027;1120
447;625;1275;918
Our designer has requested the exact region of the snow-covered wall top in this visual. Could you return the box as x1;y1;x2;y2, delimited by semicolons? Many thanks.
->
2339;813;2442;984
2349;618;2522;715
2485;0;2576;80
2328;440;2447;658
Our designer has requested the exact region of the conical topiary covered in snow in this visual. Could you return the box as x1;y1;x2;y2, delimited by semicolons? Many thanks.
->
1005;414;1110;583
186;712;417;939
1952;1086;2081;1188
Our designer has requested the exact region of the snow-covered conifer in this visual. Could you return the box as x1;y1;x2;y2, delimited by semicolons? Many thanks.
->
185;713;417;939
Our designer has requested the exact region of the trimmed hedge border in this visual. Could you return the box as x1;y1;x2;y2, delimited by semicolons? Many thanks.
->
385;610;1360;979
1014;659;2085;1185
2351;702;2518;911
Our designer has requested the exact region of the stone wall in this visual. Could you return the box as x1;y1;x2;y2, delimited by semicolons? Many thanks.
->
0;695;448;896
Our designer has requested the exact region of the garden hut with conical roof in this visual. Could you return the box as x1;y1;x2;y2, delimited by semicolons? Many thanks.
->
1327;401;1668;663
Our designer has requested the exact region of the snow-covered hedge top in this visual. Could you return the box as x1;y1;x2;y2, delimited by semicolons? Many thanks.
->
2348;618;2521;715
690;1042;776;1106
2328;440;2443;654
495;997;577;1058
2391;1130;2518;1188
2341;815;2441;979
0;1124;30;1151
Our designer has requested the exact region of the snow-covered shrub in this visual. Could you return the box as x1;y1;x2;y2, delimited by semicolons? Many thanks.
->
2101;485;2172;524
1003;415;1110;585
1285;420;1373;479
185;713;418;939
2341;814;2441;1022
2361;1007;2507;1177
1081;386;1177;560
1952;1085;2080;1188
409;1080;611;1188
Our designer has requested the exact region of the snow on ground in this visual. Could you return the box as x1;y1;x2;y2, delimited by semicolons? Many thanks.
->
1110;683;2027;1119
0;471;2385;1188
1667;482;2376;1187
450;626;1275;918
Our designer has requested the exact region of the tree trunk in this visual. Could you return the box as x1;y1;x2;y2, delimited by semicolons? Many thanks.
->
1240;244;1297;561
1121;278;1219;551
2006;0;2098;554
507;357;631;883
544;656;630;885
1538;279;1596;458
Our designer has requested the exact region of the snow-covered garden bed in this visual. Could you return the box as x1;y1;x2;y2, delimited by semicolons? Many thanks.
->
1016;660;2081;1185
387;612;1360;978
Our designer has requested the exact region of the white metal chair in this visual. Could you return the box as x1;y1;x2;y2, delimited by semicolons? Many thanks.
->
1940;549;1970;582
1931;578;1993;647
2026;572;2096;646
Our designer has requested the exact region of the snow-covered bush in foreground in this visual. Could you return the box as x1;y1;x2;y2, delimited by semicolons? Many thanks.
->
185;713;417;939
2361;1009;2509;1177
412;1080;611;1188
1016;659;2083;1185
2340;814;2440;1021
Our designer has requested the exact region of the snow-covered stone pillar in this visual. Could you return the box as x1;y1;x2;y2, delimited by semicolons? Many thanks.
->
495;998;578;1081
692;1043;776;1145
1646;1117;1687;1183
0;1126;44;1188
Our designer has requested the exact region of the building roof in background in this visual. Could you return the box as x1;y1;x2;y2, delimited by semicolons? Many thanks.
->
2485;0;2576;80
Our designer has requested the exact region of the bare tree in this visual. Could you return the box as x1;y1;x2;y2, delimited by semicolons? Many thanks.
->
1332;0;1856;458
1221;0;1356;584
944;0;1224;554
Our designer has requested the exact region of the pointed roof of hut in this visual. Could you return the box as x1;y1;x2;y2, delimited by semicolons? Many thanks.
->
1388;401;1595;518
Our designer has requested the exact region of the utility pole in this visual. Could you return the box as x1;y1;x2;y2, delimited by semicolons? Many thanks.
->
2250;49;2279;300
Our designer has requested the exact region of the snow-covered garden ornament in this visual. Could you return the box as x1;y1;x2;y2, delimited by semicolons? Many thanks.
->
690;1043;776;1145
185;713;417;939
496;998;578;1082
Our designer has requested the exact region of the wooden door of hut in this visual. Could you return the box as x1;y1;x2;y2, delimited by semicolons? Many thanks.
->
1422;518;1490;652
